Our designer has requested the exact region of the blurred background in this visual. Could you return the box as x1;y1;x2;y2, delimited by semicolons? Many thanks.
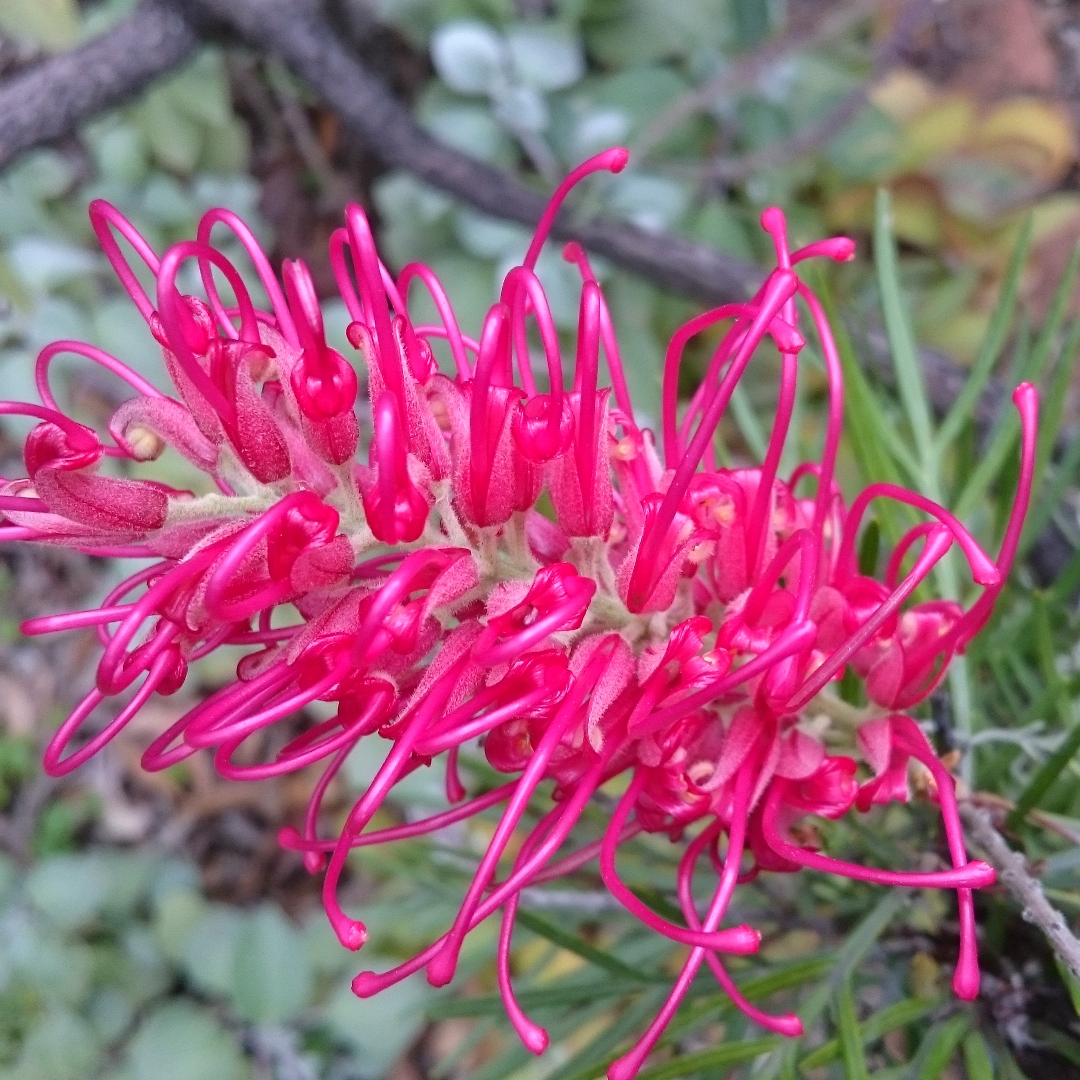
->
3;1;1080;1077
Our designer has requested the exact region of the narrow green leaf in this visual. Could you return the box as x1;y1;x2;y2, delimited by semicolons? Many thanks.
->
1031;1021;1080;1066
956;245;1080;520
545;991;669;1080
874;188;934;459
1021;244;1080;387
636;1037;781;1080
962;1031;995;1080
916;1014;970;1080
425;978;643;1018
837;978;869;1080
514;908;656;982
1007;596;1080;828
799;996;938;1069
1034;309;1080;484
806;891;906;1025
1021;425;1080;552
1056;955;1080;1017
857;519;881;577
936;215;1032;453
729;382;768;463
813;271;921;493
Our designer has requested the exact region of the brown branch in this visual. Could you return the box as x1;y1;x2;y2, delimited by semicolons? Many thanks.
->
961;802;1080;986
0;2;198;172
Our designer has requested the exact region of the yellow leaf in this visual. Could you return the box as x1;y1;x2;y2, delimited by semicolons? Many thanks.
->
890;181;944;248
0;0;78;50
1029;193;1080;243
870;69;936;124
903;94;976;164
972;98;1076;184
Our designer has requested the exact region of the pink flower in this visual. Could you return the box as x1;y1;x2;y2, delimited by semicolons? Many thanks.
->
4;148;1038;1077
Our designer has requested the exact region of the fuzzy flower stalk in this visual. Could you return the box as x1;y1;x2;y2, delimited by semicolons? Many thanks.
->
5;149;1035;1074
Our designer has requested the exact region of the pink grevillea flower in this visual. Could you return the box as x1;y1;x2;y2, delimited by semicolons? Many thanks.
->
6;149;1036;1075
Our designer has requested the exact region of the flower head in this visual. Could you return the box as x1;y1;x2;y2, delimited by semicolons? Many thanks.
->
6;149;1037;1076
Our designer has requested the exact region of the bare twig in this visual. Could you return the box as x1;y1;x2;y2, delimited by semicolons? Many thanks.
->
0;1;197;171
960;802;1080;986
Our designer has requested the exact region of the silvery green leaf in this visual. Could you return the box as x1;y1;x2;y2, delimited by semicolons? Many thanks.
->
374;172;453;226
232;904;313;1024
26;297;90;354
0;0;77;51
4;149;76;203
7;1007;101;1080
90;125;150;187
604;173;690;233
572;107;632;161
453;209;530;260
89;988;136;1044
506;23;585;91
325;971;430;1074
152;887;206;964
430;21;507;96
25;854;111;930
493;84;550;133
121;1002;250;1080
8;238;97;291
421;105;517;165
182;905;243;998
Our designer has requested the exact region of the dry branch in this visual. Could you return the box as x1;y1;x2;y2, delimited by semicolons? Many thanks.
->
0;2;198;169
961;803;1080;987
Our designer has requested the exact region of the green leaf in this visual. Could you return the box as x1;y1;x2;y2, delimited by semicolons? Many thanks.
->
915;1014;970;1080
874;188;935;465
836;978;869;1080
1031;1021;1080;1066
961;1031;996;1080
0;0;78;50
1056;955;1080;1017
814;272;920;499
936;214;1032;454
122;1002;250;1080
25;853;111;930
326;973;430;1074
231;904;313;1024
954;244;1080;521
636;1037;781;1080
426;977;644;1018
182;906;243;998
514;908;657;982
729;382;768;463
7;1007;101;1080
799;996;938;1069
1007;595;1080;828
544;992;666;1080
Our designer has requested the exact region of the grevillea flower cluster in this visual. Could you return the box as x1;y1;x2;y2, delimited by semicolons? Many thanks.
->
5;149;1035;1075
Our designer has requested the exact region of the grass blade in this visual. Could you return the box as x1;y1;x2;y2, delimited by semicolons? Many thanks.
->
799;996;938;1069
514;908;657;983
636;1037;781;1080
874;188;935;463
915;1014;971;1080
836;977;869;1080
936;215;1033;454
962;1030;996;1080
